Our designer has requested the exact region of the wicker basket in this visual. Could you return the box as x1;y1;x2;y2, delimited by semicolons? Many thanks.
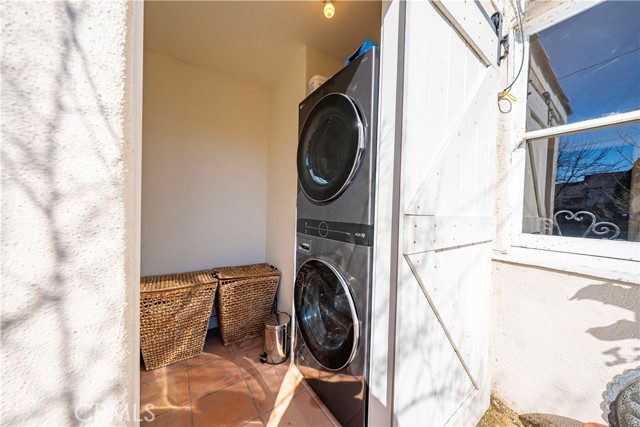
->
214;263;280;346
140;269;218;370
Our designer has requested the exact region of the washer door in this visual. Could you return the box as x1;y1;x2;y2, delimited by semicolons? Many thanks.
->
297;93;364;203
295;259;359;371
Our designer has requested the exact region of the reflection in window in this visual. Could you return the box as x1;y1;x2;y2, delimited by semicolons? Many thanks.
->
522;125;640;241
522;0;640;242
526;1;640;131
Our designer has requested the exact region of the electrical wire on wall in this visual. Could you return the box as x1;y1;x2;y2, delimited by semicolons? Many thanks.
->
499;0;525;102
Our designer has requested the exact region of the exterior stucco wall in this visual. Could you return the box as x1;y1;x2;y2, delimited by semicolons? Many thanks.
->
490;262;639;423
1;1;138;425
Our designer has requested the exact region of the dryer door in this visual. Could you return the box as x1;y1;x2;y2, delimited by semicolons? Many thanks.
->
294;259;359;371
297;93;364;203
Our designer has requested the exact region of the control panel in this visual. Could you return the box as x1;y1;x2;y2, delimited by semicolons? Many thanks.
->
297;218;374;247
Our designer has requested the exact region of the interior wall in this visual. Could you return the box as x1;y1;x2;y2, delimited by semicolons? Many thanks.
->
265;47;307;314
142;42;345;310
305;47;343;95
141;50;269;276
265;46;344;315
490;262;639;424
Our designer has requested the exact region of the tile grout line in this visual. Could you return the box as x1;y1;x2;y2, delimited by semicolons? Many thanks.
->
184;365;195;427
237;361;265;426
252;363;313;424
140;371;190;419
257;385;308;422
303;383;340;427
191;339;259;422
189;373;247;404
269;364;309;404
185;349;253;402
241;415;265;427
140;362;186;385
256;382;306;418
144;336;266;425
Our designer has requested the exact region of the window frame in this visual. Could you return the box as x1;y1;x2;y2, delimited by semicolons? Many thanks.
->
501;0;640;282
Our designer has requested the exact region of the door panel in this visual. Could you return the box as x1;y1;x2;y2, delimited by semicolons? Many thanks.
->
404;216;494;255
392;0;498;425
405;69;497;216
401;3;497;214
404;243;492;391
432;0;499;67
395;256;475;426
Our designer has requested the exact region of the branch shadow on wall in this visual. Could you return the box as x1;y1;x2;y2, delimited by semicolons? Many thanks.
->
1;2;130;425
570;282;640;367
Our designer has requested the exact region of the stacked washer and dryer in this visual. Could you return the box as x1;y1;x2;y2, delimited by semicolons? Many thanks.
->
294;47;379;427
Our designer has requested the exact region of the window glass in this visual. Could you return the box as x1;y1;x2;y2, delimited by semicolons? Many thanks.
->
525;1;640;131
522;123;640;241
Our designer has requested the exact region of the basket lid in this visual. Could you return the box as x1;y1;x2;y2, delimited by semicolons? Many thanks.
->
214;263;279;280
141;269;216;292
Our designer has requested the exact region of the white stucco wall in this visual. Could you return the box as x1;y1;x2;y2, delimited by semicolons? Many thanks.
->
490;262;639;423
141;50;269;276
1;1;139;426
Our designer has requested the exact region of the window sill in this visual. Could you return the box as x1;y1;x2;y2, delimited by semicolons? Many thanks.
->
492;246;640;284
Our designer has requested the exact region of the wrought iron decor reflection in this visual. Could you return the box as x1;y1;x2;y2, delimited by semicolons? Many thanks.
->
538;210;621;240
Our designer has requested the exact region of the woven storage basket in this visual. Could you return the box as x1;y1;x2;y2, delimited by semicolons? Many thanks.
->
214;263;280;346
140;270;217;370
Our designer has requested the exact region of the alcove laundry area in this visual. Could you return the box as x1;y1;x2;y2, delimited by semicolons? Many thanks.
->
141;0;381;321
140;2;381;426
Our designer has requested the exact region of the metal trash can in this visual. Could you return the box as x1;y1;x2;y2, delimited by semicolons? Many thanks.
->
260;313;290;365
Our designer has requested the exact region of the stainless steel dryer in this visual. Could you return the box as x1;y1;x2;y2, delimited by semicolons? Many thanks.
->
294;47;379;427
296;47;379;226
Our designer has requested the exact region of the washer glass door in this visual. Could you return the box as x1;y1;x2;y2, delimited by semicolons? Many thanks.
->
295;259;359;371
297;93;364;203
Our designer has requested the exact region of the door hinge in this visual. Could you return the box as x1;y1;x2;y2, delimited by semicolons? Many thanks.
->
492;12;509;67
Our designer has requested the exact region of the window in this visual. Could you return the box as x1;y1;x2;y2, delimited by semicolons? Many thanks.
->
522;0;640;242
522;125;639;241
505;0;640;279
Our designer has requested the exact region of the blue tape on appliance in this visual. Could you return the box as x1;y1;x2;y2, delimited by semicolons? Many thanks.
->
344;40;379;66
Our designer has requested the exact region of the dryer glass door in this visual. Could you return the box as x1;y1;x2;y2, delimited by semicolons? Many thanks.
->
297;93;364;203
295;259;359;371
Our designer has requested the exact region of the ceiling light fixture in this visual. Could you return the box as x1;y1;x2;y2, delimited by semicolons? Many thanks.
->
324;0;335;19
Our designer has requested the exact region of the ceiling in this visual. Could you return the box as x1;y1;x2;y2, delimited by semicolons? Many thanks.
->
144;1;382;87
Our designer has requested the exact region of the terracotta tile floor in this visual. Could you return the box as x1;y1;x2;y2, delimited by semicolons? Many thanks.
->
140;329;340;427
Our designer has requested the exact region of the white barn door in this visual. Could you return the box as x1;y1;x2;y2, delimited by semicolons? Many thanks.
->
393;1;499;425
